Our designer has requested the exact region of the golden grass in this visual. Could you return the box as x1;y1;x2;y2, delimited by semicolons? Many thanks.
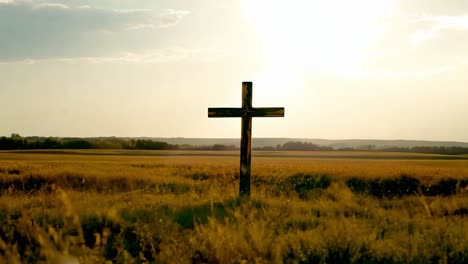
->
0;150;467;263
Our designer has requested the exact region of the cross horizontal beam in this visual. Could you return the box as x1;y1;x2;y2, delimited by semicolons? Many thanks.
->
208;108;242;117
208;107;285;118
253;107;285;117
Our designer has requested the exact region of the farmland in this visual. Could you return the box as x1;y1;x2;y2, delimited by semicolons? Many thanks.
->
0;150;467;263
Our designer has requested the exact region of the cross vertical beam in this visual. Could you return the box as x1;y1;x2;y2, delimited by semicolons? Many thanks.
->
208;82;284;197
240;82;253;196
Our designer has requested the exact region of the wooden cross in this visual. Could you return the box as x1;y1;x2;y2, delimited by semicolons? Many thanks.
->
208;82;285;197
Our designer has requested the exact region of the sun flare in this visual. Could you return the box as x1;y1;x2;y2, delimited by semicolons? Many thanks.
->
243;0;394;78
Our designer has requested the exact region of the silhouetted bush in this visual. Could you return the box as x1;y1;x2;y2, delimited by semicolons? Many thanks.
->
461;179;468;189
347;175;421;198
287;173;331;199
452;208;468;216
374;175;421;198
347;175;468;198
346;178;369;194
423;179;458;196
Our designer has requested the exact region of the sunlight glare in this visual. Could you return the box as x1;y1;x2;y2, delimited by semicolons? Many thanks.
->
242;0;394;75
252;65;301;106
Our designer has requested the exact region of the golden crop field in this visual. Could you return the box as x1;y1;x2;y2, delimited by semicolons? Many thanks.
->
0;150;467;263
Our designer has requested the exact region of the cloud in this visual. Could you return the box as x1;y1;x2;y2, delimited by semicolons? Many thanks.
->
1;1;190;32
33;2;70;10
125;9;191;30
410;15;468;45
0;47;224;64
0;1;191;60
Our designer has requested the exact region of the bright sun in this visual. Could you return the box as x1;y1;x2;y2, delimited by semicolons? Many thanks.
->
242;0;394;95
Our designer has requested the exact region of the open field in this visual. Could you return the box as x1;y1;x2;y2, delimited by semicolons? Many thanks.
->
0;150;467;263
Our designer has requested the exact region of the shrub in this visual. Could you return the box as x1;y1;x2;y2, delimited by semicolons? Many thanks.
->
346;178;369;195
286;173;331;199
423;179;458;196
347;175;421;198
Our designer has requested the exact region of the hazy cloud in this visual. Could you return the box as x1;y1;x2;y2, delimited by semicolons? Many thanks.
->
0;1;191;60
0;47;223;64
410;15;468;45
125;9;191;30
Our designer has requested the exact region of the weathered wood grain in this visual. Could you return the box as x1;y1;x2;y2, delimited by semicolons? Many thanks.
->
208;108;242;118
208;107;284;118
240;82;253;197
252;107;285;117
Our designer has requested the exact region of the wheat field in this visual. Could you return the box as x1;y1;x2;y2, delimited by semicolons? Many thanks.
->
0;150;467;263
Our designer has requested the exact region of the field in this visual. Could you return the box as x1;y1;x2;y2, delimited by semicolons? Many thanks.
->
0;150;467;263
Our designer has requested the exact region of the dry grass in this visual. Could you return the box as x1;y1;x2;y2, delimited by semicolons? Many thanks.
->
0;150;467;263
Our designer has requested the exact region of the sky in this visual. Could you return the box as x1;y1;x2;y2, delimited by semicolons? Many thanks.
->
1;0;468;141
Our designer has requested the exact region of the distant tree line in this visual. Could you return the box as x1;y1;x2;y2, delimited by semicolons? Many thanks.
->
123;140;238;151
194;144;238;151
279;141;334;151
254;141;333;151
254;141;468;154
2;135;468;154
123;139;175;150
378;146;468;155
0;135;92;150
0;135;238;151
